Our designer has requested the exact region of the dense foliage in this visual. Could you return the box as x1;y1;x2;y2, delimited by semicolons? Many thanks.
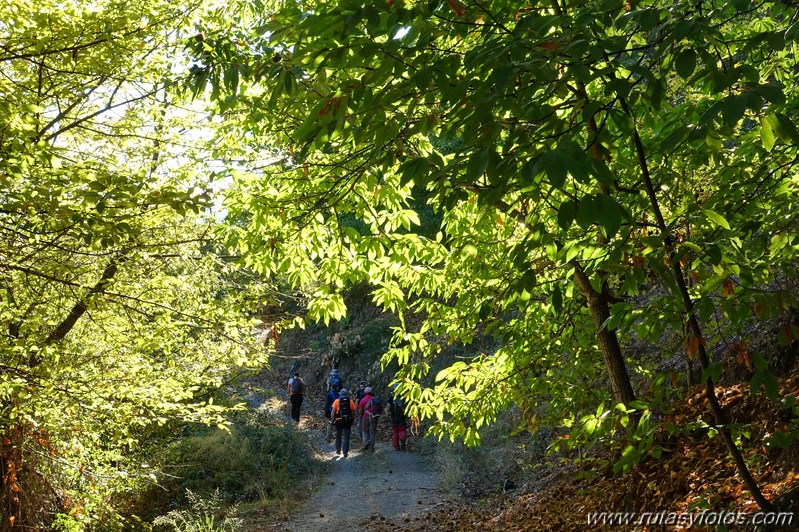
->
0;1;271;528
3;0;799;527
199;0;799;512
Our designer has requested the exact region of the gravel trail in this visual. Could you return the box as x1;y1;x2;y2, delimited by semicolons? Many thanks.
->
282;433;441;531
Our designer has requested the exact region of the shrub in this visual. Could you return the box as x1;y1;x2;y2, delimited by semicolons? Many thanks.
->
130;409;322;526
153;489;241;532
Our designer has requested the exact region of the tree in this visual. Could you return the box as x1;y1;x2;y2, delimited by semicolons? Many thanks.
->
0;1;269;527
201;0;799;511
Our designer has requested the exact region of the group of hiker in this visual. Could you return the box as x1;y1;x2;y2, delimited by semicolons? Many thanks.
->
287;368;408;457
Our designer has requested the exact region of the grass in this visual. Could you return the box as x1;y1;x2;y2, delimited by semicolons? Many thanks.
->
129;409;326;528
433;409;552;499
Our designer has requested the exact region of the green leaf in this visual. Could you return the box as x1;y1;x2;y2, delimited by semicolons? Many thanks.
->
752;352;769;372
590;159;615;188
704;243;722;265
763;371;779;401
543;153;568;189
491;64;516;91
605;303;628;331
636;9;661;32
551;285;563;313
698;101;723;127
760;116;776;151
697;297;715;322
706;130;723;152
465;150;490;183
520;270;536;291
764;432;796;451
753;84;786;105
604;76;631;98
673;19;694;40
583;417;599;436
660;125;688;153
575;195;600;230
485;150;503;185
595;194;622;238
765;31;785;51
703;209;730;230
461;243;479;259
786;21;799;42
613;444;641;474
557;200;577;230
775;114;799;143
674;49;696;79
399;158;430;187
721;94;747;127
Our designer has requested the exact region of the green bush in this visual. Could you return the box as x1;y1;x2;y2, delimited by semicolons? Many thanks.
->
153;490;241;532
171;410;317;502
130;409;322;526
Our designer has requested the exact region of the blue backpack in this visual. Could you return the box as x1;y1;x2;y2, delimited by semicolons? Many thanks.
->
330;374;343;392
290;378;303;394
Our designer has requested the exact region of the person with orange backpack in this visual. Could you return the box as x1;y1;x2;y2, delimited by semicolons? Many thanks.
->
330;388;357;457
324;386;340;443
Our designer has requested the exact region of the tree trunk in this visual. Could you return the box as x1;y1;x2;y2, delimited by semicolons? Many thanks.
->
682;321;696;388
573;265;637;407
0;428;23;532
481;195;638;408
625;100;776;512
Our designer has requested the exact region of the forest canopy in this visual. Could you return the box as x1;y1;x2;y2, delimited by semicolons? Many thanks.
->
2;0;799;528
207;0;799;513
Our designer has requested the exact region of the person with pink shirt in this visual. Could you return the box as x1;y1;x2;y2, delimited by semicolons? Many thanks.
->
358;387;383;451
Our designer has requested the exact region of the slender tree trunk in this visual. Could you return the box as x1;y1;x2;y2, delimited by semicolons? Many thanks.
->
479;193;638;408
573;80;637;408
682;321;696;388
623;99;775;512
572;265;637;406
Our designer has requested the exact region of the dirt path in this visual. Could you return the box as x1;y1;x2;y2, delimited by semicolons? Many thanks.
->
282;434;441;531
241;376;444;531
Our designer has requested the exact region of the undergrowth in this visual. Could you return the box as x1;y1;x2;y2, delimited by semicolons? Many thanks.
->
434;408;555;499
125;408;323;529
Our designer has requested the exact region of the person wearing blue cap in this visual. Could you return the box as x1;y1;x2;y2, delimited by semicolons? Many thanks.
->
330;388;357;457
327;368;343;394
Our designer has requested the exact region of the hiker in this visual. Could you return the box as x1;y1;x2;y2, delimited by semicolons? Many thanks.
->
331;388;357;457
354;380;368;404
324;386;340;443
358;386;383;451
388;390;408;451
287;371;305;424
327;368;343;394
353;380;368;440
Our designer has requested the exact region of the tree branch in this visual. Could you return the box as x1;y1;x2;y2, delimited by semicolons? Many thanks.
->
44;258;121;346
